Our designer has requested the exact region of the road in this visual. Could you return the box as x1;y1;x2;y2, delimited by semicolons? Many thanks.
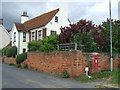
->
2;63;105;88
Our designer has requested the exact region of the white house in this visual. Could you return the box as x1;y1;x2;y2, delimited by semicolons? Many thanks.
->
11;4;70;54
118;1;120;20
0;19;11;50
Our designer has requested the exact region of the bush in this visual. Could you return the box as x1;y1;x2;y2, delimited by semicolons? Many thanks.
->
23;64;28;69
28;34;59;53
16;64;21;68
3;46;17;57
6;47;12;57
28;41;41;51
60;70;70;78
2;46;10;56
16;53;27;64
10;46;17;58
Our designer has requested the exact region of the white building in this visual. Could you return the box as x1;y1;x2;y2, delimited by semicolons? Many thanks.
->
118;1;120;20
11;4;70;54
0;19;11;50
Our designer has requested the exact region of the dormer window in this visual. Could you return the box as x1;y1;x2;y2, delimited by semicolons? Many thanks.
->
55;16;58;22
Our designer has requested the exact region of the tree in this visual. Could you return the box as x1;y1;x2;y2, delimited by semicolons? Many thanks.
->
102;19;120;53
58;19;108;52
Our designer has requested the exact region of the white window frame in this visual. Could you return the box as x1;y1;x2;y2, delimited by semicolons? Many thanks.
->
38;30;42;40
32;32;35;40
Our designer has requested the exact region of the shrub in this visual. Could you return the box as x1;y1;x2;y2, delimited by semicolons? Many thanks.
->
23;64;28;69
16;64;21;68
28;41;41;51
2;46;10;56
4;46;17;57
10;46;17;58
60;70;70;78
6;47;12;57
16;53;27;64
28;34;59;52
9;63;15;66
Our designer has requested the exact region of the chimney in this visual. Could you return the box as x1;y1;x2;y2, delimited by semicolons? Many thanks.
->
59;0;69;27
21;11;29;23
0;19;3;25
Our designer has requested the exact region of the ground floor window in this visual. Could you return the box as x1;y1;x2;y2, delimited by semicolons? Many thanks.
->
51;30;56;35
23;48;26;53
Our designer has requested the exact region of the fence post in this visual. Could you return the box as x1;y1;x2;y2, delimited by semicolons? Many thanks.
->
75;43;77;50
57;44;59;50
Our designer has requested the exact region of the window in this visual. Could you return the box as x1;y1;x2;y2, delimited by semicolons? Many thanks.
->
38;30;42;40
51;30;56;35
23;48;26;53
55;16;58;22
23;32;26;42
32;32;35;40
14;32;16;42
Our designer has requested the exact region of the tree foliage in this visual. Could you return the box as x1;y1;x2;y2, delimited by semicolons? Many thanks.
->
28;34;60;52
102;19;120;53
58;19;108;52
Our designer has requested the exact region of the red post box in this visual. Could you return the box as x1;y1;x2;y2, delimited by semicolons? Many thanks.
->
94;55;98;68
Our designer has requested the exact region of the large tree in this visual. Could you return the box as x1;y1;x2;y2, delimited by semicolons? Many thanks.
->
58;19;108;52
102;19;120;53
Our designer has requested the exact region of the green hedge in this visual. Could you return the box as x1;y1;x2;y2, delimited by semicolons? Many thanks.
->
28;34;59;53
2;46;10;56
2;46;17;57
16;53;27;64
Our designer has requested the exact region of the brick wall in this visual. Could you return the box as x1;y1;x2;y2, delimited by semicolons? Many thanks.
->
23;51;120;77
4;57;16;64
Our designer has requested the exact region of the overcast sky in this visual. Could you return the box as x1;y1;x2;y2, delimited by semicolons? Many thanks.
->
1;0;119;29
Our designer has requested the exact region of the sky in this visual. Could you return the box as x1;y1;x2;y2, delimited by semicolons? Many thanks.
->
0;0;119;29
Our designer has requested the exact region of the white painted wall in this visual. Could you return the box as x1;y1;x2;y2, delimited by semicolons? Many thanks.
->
46;10;69;36
0;24;11;50
19;32;29;54
11;24;19;54
30;26;45;41
118;1;120;20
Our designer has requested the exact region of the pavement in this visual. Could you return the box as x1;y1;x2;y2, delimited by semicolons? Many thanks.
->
2;63;107;88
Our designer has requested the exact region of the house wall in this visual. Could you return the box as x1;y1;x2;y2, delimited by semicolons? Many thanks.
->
19;32;29;54
46;11;69;35
118;1;120;20
30;26;45;41
11;24;19;54
0;24;10;50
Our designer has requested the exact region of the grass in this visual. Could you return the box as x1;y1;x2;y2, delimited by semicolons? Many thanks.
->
108;69;120;86
75;69;119;83
15;64;21;68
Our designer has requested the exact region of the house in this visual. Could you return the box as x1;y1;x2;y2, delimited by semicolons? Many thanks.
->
11;4;70;54
118;1;120;20
0;19;11;50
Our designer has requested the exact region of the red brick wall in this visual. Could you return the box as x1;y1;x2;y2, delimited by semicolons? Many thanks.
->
23;51;120;77
4;57;16;64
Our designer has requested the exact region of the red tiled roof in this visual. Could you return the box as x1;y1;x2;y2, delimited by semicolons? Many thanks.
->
15;8;59;32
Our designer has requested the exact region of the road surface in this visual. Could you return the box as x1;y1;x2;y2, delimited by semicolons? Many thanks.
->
2;63;105;88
